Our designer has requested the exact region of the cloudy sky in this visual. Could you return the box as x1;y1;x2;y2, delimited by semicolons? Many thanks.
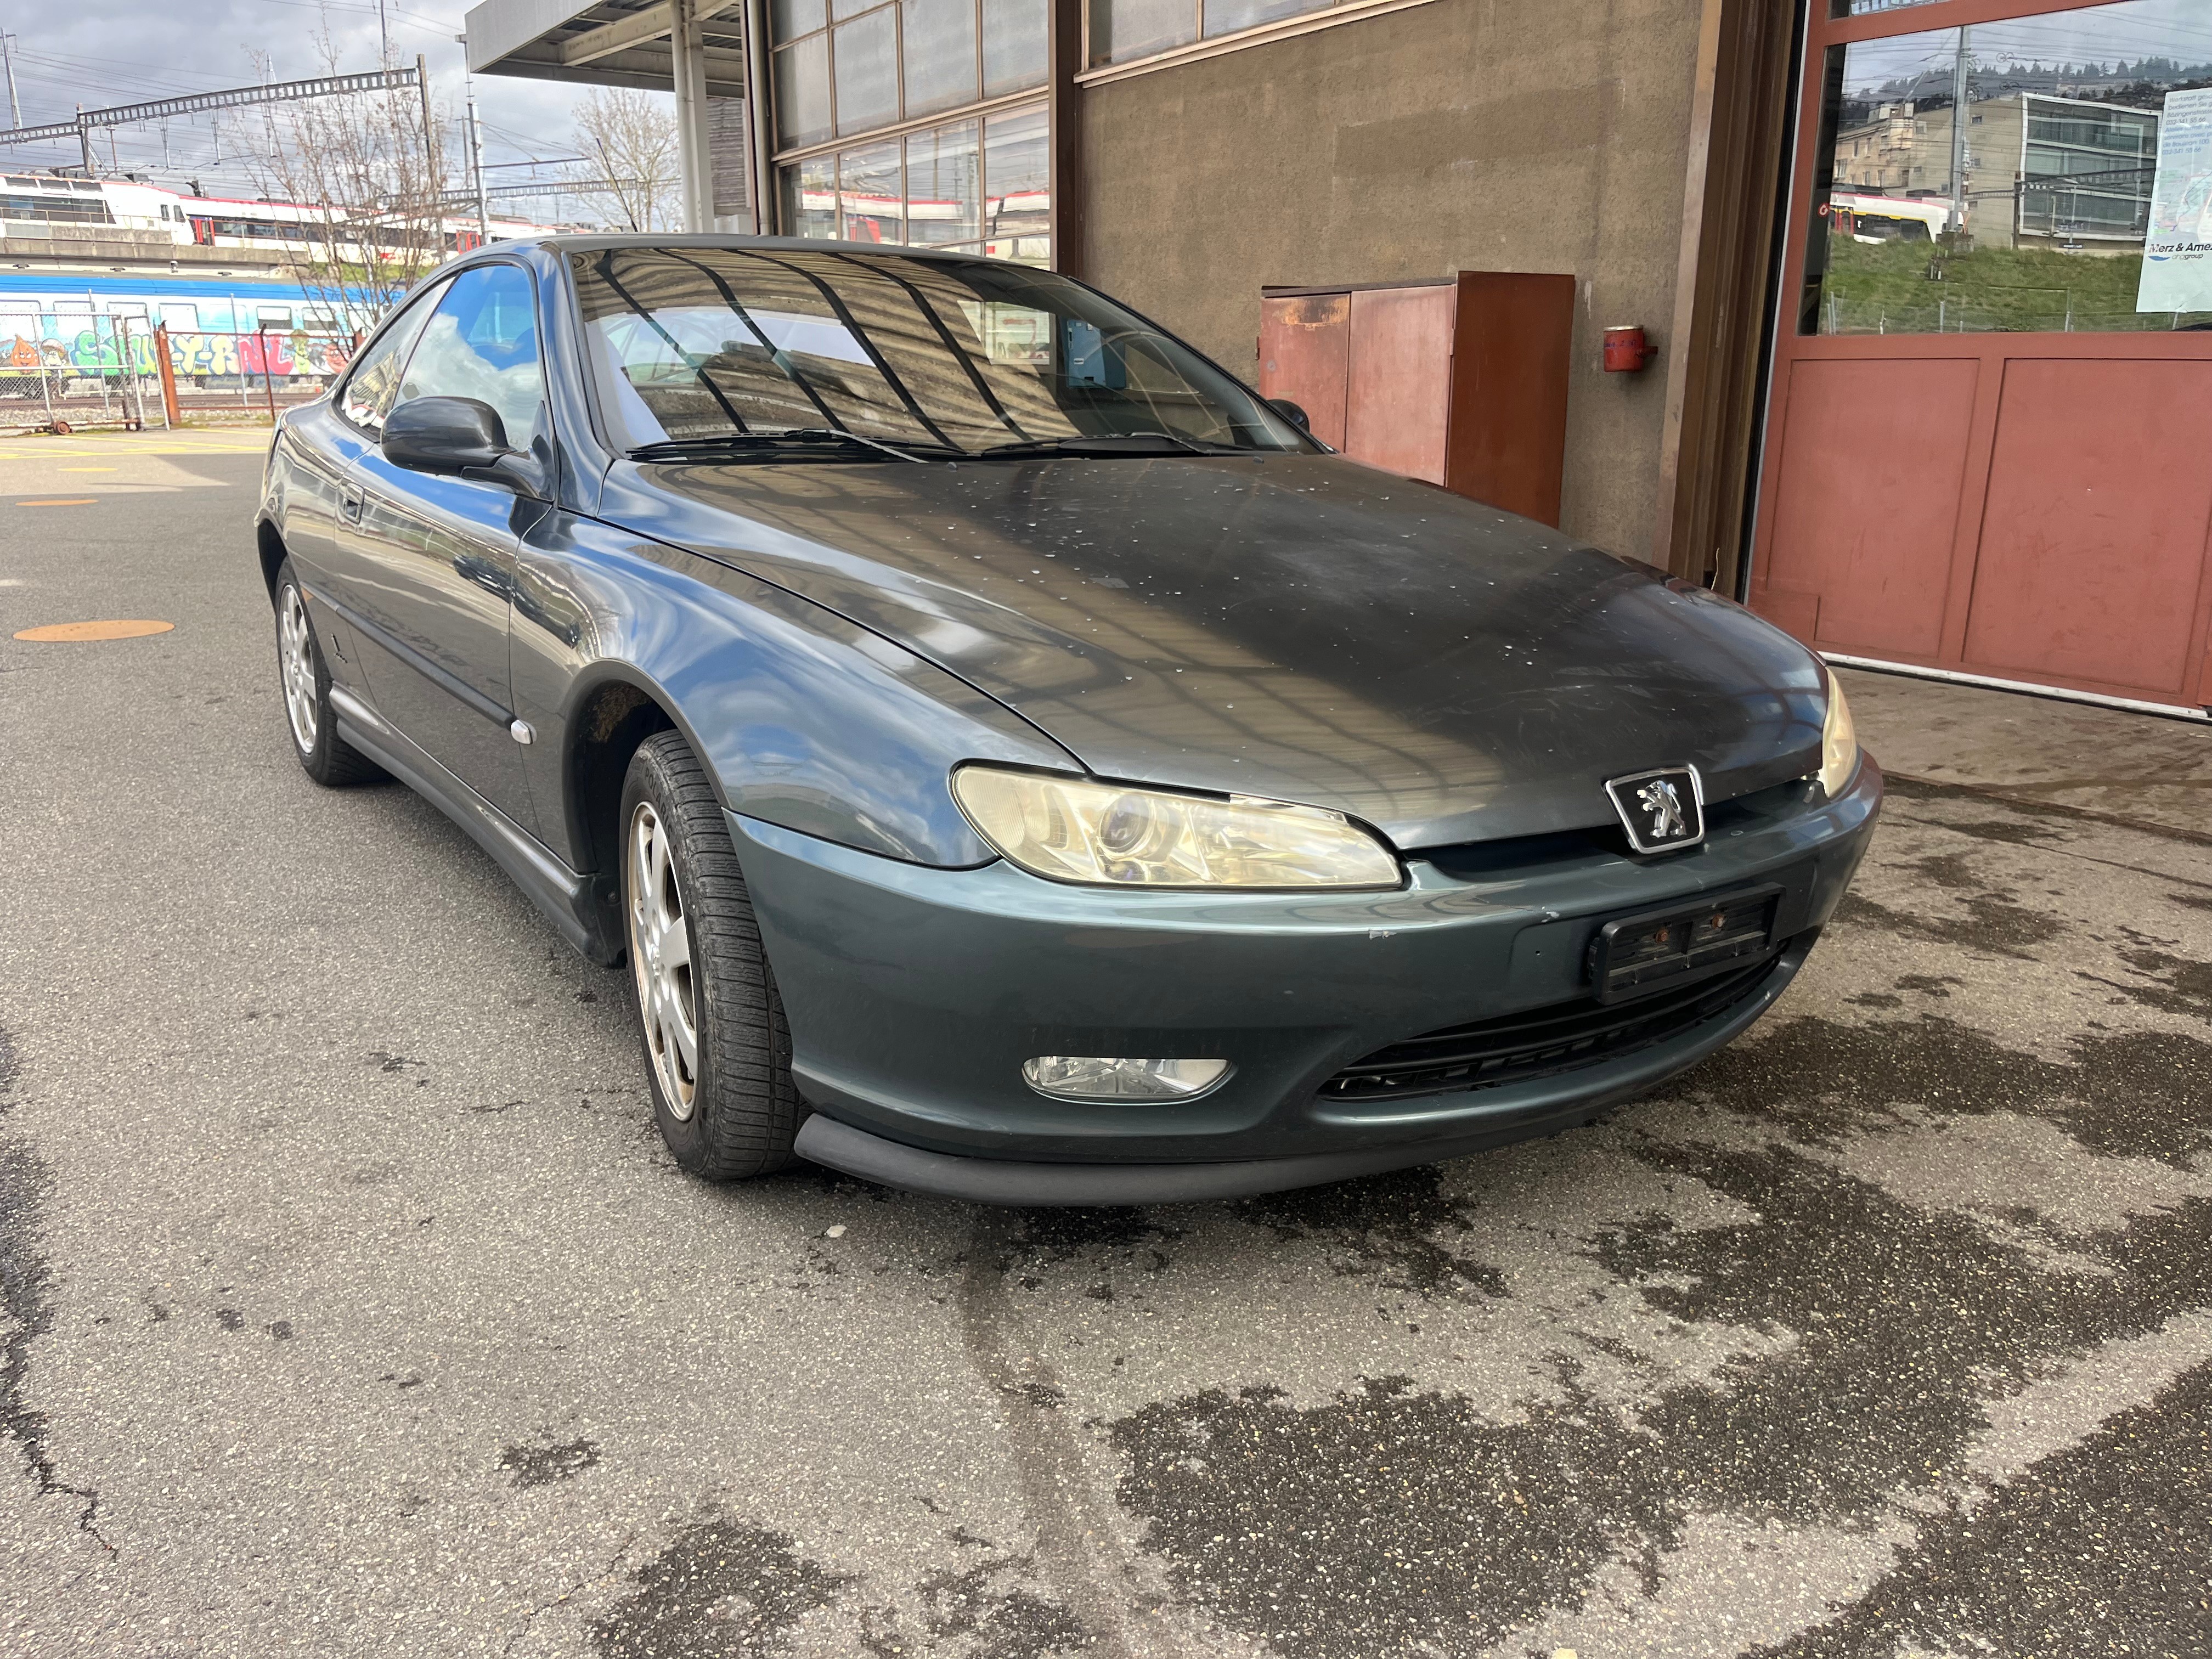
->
2;1;667;212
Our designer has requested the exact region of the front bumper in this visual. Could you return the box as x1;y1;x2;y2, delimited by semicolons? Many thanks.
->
736;758;1881;1202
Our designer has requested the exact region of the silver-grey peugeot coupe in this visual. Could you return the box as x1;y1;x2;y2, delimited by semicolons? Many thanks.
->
256;235;1878;1206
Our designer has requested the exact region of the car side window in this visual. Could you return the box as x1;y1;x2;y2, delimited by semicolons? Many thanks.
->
337;282;446;433
395;263;547;452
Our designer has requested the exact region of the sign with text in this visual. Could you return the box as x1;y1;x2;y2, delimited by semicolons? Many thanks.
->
2138;88;2212;313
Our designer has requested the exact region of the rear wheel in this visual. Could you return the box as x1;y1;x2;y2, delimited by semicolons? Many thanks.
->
273;559;383;787
622;730;803;1181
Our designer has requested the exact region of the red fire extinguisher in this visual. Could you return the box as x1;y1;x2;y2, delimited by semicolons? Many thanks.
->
1602;325;1658;373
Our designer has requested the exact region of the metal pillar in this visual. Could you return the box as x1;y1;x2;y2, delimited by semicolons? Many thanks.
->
742;0;775;234
467;95;492;244
671;0;714;233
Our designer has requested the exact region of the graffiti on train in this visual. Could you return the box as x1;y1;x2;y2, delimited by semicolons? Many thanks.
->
1;327;351;377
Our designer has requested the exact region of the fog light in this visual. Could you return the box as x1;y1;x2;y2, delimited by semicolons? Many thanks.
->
1021;1057;1232;1102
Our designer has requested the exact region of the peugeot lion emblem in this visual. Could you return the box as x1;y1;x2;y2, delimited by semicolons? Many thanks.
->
1605;765;1706;854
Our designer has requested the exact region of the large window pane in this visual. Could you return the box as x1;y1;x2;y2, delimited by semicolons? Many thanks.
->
1800;1;2212;336
907;120;981;246
775;36;833;149
839;139;906;244
783;153;839;239
773;0;826;38
1202;0;1328;38
984;105;1049;255
833;7;900;134
981;0;1049;95
902;0;979;116
1090;0;1197;66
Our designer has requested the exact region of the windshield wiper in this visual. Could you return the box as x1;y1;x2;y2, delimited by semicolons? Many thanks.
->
629;429;960;464
977;432;1248;459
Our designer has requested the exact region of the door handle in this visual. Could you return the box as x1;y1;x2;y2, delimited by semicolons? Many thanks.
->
339;488;364;523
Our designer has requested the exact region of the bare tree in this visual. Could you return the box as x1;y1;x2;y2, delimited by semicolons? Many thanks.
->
250;39;450;331
569;87;679;233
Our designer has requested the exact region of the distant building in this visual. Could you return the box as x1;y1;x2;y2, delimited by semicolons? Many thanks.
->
1831;92;2159;252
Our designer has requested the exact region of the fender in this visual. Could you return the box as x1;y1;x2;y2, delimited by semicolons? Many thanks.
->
508;506;1081;878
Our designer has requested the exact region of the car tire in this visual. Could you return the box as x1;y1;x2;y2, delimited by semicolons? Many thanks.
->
273;559;385;788
620;729;804;1181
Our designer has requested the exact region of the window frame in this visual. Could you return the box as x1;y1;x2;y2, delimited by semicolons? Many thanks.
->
386;258;557;455
332;273;458;437
771;0;1047;153
1074;0;1440;84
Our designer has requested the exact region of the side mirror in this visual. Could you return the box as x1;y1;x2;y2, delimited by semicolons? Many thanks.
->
383;396;508;472
1266;397;1312;433
382;396;542;496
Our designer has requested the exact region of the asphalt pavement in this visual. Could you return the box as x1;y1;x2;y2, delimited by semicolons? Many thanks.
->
3;428;2209;1659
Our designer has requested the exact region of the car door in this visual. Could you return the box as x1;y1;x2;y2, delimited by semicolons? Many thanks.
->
309;278;450;711
338;262;549;834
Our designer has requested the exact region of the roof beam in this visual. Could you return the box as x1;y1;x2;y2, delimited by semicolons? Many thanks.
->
561;3;672;65
557;0;744;67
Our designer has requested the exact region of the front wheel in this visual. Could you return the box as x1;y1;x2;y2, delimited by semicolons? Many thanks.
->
622;730;803;1181
273;559;383;787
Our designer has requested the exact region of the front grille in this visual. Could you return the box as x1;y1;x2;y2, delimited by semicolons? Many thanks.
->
1319;948;1787;1103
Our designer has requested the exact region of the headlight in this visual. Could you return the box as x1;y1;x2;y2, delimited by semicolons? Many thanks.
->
1818;668;1859;799
951;765;1401;889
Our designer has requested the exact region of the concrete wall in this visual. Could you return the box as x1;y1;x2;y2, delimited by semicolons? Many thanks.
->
1080;0;1705;564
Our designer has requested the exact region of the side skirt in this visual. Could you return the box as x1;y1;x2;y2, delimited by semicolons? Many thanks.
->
330;687;624;965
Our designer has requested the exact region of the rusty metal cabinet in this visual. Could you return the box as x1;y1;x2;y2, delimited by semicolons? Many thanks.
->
1259;272;1574;527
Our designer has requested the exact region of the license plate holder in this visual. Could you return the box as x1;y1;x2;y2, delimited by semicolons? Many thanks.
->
1588;884;1783;1004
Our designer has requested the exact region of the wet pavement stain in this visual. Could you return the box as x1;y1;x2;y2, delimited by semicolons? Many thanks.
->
1233;1164;1510;1301
1750;1357;2212;1659
589;1516;854;1657
1602;1143;2212;1524
2102;934;2212;1023
1835;887;2065;958
1110;1375;1673;1656
1660;1011;2212;1169
906;1556;1091;1658
0;1025;107;1550
499;1435;603;1488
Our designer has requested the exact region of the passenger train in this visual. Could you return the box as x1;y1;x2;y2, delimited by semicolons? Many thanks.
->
0;171;561;374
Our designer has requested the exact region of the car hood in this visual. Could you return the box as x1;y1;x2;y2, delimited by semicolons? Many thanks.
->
596;453;1826;849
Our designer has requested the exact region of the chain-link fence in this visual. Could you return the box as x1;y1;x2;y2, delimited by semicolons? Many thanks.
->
0;322;357;431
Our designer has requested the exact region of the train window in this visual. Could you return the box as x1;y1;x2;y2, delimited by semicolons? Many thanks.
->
5;176;35;188
159;303;200;331
257;307;294;329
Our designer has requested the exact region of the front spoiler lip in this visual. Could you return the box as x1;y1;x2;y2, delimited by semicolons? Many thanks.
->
791;934;1808;1205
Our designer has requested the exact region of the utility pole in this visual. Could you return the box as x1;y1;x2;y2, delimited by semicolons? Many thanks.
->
0;35;21;130
1949;25;1972;238
76;104;94;175
378;0;392;66
466;94;490;244
415;54;436;189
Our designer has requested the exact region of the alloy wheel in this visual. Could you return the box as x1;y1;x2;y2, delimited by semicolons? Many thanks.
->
279;584;319;754
627;800;700;1120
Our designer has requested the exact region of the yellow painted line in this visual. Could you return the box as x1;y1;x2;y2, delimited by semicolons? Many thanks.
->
14;619;174;642
15;497;98;506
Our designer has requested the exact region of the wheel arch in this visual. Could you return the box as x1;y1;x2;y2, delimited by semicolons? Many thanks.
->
563;666;689;884
256;516;289;602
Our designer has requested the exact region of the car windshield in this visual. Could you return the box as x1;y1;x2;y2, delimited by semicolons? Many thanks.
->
571;245;1308;458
